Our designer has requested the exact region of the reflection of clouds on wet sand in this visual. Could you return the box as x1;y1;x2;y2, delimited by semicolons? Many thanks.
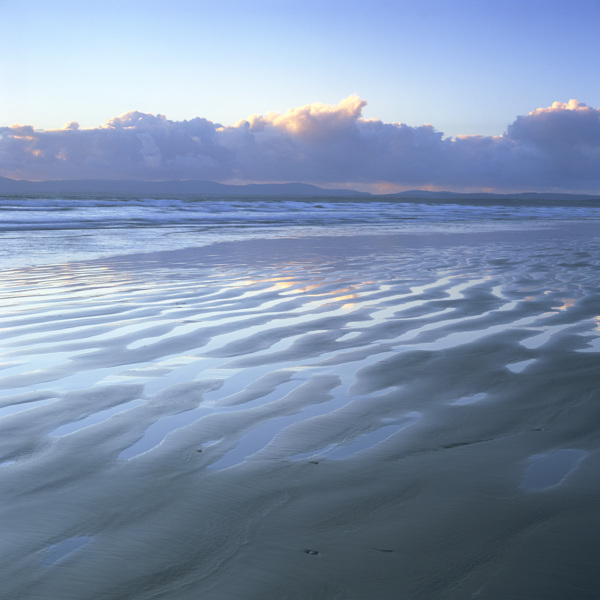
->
1;229;600;599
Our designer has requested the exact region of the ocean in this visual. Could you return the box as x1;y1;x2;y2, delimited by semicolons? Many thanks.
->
1;195;599;269
1;195;599;599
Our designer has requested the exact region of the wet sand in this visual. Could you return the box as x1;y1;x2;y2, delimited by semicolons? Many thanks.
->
1;223;599;599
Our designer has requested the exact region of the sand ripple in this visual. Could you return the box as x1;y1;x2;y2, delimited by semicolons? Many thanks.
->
1;227;599;598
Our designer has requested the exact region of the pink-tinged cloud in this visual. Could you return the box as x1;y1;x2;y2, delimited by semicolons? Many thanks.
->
1;96;599;193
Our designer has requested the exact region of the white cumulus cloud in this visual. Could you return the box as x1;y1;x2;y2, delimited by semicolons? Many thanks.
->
1;96;599;193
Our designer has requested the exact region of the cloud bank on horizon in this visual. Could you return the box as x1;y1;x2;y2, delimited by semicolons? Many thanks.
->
2;96;599;194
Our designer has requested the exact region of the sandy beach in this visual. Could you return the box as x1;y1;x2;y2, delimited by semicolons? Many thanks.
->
1;218;600;599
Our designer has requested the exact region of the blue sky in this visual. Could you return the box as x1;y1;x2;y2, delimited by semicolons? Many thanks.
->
2;0;600;192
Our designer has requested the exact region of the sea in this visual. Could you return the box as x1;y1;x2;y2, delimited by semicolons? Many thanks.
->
1;194;599;269
1;194;599;599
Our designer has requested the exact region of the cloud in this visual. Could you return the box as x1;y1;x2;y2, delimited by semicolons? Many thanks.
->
503;100;600;189
1;96;599;193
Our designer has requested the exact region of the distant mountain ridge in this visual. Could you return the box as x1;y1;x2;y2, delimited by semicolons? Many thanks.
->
0;177;599;204
0;177;367;197
391;189;600;202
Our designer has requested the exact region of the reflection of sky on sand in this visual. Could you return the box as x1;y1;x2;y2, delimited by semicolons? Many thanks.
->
520;323;581;349
41;536;92;566
577;335;600;353
290;412;421;462
50;399;144;438
451;392;488;406
506;359;536;373
119;406;211;459
521;450;587;491
580;317;600;351
0;396;57;419
553;298;578;311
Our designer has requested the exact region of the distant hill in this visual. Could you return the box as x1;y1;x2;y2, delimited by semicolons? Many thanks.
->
0;177;368;197
388;189;600;205
0;177;598;204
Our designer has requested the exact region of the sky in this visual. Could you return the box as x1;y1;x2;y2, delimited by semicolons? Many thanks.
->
1;0;600;194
